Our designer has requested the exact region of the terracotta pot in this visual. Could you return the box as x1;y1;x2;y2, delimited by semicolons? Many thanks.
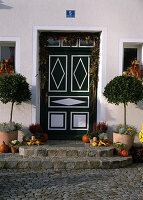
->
113;132;134;151
11;146;19;153
0;131;18;145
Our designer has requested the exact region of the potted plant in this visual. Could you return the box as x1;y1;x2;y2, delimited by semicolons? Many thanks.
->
113;124;137;150
93;121;108;141
0;122;21;145
103;75;143;150
29;123;48;142
9;140;21;153
0;74;31;145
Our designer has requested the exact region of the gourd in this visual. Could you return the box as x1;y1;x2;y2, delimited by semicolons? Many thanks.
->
92;142;97;147
93;137;97;142
82;134;90;143
120;150;128;157
98;140;106;147
0;141;9;153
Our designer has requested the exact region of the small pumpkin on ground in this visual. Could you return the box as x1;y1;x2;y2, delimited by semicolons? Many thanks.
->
120;150;129;157
0;141;10;153
82;134;90;143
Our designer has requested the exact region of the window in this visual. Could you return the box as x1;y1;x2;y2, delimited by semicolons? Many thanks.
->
0;42;15;75
47;37;95;47
123;48;137;71
47;38;60;47
79;38;95;47
123;43;142;71
62;38;77;47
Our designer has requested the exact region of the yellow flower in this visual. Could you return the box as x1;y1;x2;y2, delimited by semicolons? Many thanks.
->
139;132;143;139
140;138;143;143
128;128;132;131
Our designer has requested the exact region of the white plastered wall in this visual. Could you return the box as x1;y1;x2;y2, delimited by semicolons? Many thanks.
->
0;0;143;131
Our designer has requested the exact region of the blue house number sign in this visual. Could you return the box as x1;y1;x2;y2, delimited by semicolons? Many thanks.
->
66;10;75;18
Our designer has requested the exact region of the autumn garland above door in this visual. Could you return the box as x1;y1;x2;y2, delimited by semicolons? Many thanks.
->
39;32;100;136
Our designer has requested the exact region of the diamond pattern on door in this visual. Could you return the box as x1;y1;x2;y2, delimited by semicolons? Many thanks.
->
71;55;90;92
49;55;67;92
48;96;89;108
73;58;87;89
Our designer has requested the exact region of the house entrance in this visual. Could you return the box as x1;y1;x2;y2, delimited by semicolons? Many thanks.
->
40;33;100;139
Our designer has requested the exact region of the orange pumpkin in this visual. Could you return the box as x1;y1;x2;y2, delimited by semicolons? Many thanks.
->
120;150;128;157
0;141;10;153
82;134;90;143
43;133;48;142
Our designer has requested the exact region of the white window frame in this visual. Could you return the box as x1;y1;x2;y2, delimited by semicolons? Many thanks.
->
119;39;143;75
0;37;20;74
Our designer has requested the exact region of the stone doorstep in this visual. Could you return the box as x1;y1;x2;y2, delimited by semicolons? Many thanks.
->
0;155;132;170
19;146;114;158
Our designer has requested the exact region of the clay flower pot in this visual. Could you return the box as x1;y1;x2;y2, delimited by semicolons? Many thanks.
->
11;146;19;153
0;131;18;145
113;132;134;151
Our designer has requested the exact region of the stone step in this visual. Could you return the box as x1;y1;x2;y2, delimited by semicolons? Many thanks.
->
19;145;114;158
0;153;132;169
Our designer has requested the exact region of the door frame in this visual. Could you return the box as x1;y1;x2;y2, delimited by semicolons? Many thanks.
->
32;26;107;124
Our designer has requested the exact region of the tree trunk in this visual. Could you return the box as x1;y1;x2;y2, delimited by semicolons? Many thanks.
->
10;102;14;123
124;103;126;127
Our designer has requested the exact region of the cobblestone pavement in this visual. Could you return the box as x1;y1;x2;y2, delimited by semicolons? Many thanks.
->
0;163;143;200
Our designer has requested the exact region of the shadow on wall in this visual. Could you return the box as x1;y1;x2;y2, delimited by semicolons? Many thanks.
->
0;0;13;9
105;106;116;139
136;101;143;110
98;99;116;138
31;85;37;107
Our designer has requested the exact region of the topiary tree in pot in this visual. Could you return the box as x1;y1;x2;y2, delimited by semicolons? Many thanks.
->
103;75;143;151
0;74;31;146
